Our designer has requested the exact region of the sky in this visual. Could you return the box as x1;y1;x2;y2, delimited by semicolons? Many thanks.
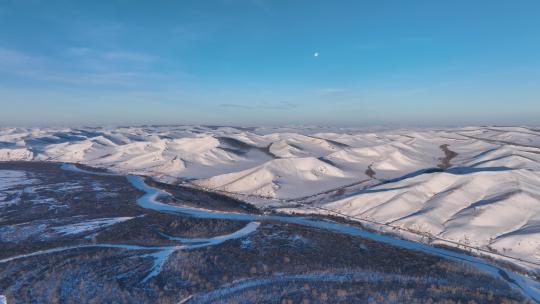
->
0;0;539;127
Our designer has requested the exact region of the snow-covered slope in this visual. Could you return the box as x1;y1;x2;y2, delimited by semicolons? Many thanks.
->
196;157;351;198
319;168;540;262
1;125;539;267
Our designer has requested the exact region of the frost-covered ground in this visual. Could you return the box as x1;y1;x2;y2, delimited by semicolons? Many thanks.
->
0;162;534;303
1;125;540;271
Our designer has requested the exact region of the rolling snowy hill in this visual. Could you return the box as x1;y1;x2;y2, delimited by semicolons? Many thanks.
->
1;125;539;268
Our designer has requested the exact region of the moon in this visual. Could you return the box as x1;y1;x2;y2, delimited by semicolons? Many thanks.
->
313;52;319;57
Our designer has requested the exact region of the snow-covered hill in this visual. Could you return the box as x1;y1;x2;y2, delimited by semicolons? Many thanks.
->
316;168;540;262
1;125;540;268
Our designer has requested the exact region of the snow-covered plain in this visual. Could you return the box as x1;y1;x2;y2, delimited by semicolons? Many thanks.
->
1;125;540;269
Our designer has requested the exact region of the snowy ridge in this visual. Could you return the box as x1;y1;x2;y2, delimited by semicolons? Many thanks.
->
1;125;540;269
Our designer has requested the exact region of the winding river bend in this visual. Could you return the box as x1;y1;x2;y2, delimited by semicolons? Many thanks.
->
13;163;532;302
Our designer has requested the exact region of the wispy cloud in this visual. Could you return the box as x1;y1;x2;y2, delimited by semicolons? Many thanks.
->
219;103;252;109
170;19;226;44
66;47;157;64
0;47;43;69
76;21;126;45
103;51;156;62
315;87;351;96
171;25;208;41
220;101;297;110
0;46;164;87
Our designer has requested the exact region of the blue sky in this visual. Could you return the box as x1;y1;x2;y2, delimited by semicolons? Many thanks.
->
0;0;539;126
